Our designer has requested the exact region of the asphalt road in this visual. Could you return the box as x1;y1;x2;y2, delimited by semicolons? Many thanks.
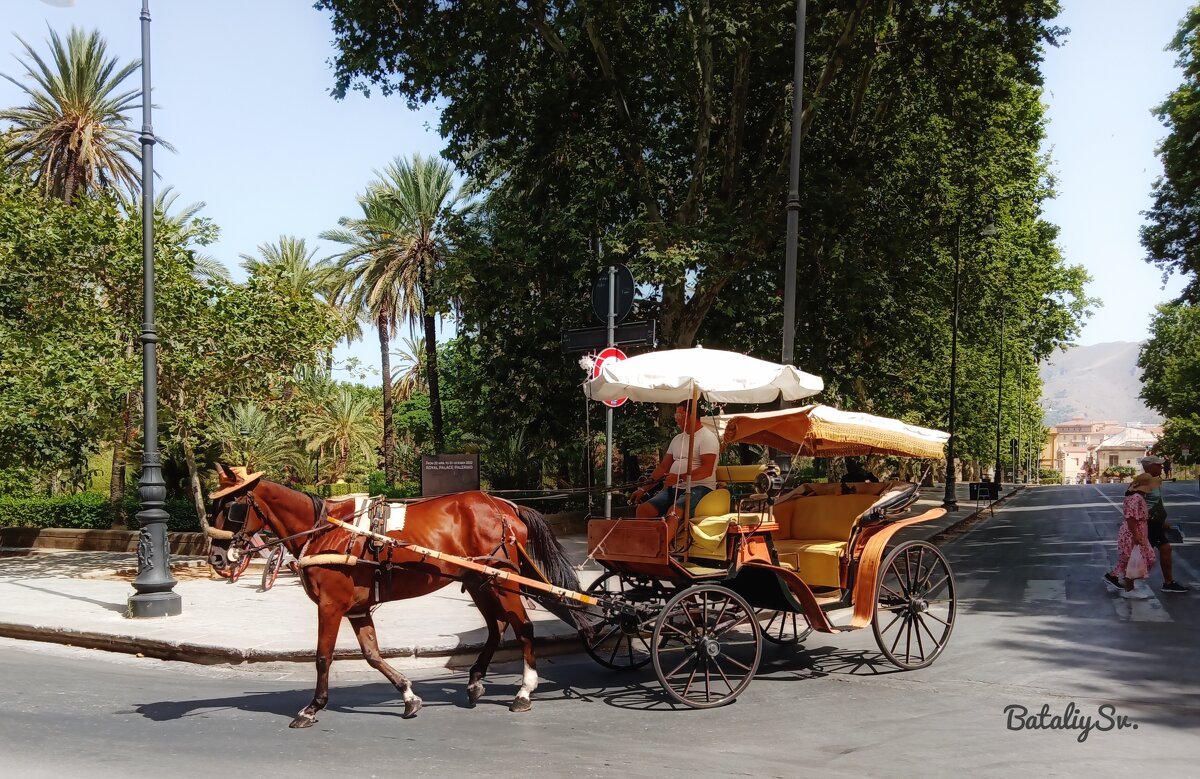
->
2;483;1198;778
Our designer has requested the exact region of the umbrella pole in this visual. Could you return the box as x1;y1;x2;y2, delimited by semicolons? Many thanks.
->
680;385;700;559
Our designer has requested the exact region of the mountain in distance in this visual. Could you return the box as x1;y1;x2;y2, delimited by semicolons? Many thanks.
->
1038;341;1161;426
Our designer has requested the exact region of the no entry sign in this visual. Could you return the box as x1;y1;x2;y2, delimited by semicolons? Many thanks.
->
592;347;627;408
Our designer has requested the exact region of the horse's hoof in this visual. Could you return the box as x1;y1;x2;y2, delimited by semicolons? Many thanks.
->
509;697;532;713
289;713;317;729
466;682;485;708
402;698;423;719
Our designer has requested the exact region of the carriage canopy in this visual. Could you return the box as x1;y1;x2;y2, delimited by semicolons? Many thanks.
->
707;404;948;459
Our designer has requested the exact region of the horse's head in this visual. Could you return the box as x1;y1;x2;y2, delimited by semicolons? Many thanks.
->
206;462;267;577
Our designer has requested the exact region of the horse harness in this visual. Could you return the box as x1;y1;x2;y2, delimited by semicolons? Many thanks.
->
226;491;526;609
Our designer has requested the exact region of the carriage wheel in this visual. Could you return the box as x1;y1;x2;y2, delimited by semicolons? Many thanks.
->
582;572;672;670
756;610;812;645
652;584;761;709
260;545;286;592
871;540;956;670
227;545;252;583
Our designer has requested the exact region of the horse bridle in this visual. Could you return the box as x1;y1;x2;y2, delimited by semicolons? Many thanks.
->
206;494;264;564
209;490;329;563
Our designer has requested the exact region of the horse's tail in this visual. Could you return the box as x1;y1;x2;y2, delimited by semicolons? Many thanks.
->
516;505;588;633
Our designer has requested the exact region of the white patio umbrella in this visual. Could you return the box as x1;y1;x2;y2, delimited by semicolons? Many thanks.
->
583;346;824;404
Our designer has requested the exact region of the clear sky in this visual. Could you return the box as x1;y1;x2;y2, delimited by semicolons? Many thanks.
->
1;0;1194;385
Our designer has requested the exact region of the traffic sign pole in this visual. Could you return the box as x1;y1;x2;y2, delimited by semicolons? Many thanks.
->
605;264;616;518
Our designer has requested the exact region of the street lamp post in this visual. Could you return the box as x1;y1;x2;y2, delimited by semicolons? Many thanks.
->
993;303;1005;494
942;218;962;511
781;0;807;367
128;0;181;618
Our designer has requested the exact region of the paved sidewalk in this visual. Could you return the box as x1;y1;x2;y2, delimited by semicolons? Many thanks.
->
0;484;1021;667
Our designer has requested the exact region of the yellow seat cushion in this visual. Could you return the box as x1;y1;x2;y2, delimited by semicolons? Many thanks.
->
771;494;877;589
693;488;731;517
775;494;878;540
687;514;734;560
773;539;847;588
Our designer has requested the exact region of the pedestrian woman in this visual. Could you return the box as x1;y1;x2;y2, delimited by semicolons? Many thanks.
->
1104;474;1158;599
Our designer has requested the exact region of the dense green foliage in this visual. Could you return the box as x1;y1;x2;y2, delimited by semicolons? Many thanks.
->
0;492;111;529
318;0;1088;473
1139;302;1200;463
1140;5;1200;466
1143;4;1200;302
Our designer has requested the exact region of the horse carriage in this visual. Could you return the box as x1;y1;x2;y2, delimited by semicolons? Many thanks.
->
204;348;955;724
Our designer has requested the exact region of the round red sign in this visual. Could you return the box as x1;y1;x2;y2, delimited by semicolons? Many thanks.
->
592;347;627;408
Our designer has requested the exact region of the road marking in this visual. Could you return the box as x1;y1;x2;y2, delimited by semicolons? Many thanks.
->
997;502;1120;512
1023;580;1065;601
1112;595;1173;622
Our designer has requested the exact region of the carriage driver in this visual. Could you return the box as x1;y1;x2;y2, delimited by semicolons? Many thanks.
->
631;400;719;520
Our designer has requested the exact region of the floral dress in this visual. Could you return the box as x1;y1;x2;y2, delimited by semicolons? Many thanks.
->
1114;492;1157;579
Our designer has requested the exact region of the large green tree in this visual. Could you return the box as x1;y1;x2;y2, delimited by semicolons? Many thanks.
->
1139;302;1200;462
318;1;1090;476
1140;4;1200;467
0;171;134;473
1142;3;1200;302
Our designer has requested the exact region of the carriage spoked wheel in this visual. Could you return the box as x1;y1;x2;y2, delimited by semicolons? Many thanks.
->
756;609;812;645
583;572;673;670
871;540;957;670
227;545;252;583
260;545;286;592
651;584;761;709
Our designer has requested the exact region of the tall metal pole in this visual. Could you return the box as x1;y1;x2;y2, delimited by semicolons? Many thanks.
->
942;217;961;510
604;262;616;519
128;0;181;618
1016;347;1024;484
993;303;1005;494
781;0;807;367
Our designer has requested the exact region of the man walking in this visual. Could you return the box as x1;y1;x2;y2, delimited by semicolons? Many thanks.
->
1141;455;1189;594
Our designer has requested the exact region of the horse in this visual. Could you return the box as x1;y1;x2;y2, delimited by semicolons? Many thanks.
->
205;463;583;727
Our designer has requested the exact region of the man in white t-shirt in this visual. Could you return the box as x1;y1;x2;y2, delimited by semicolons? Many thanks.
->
632;400;719;520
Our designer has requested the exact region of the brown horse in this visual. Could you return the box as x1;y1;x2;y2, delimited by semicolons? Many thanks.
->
205;464;583;727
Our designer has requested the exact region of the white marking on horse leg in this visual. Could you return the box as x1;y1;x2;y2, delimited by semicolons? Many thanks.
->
515;660;538;701
402;684;417;703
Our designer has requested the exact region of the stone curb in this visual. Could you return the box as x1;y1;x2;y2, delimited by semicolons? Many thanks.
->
0;620;584;667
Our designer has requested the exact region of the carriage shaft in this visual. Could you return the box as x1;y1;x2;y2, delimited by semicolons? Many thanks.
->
325;516;602;608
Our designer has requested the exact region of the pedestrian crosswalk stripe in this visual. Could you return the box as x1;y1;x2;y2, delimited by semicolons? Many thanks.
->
1023;580;1065;600
1112;595;1172;622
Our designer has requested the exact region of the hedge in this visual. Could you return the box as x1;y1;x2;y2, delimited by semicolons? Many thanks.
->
295;482;369;498
0;493;203;532
0;492;112;529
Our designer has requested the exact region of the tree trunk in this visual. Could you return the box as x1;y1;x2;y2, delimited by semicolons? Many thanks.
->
182;437;213;542
378;313;398;485
335;445;350;482
109;389;137;529
423;310;444;454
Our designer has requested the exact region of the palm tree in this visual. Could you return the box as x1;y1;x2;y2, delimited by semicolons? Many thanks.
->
322;191;417;486
299;386;381;483
240;235;340;300
391;336;427;402
117;185;230;283
241;235;351;369
210;402;296;478
0;27;171;203
372;154;461;455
